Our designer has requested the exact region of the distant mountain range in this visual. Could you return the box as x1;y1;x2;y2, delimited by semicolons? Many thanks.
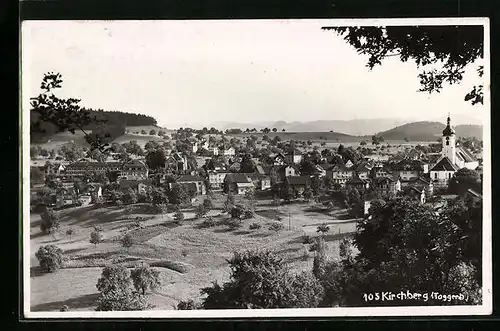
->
210;118;483;138
377;121;483;141
211;118;410;135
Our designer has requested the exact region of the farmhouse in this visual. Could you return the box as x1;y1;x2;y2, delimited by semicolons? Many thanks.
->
346;176;370;191
285;176;311;195
327;164;354;187
285;149;303;164
119;179;153;194
224;173;254;195
173;175;206;196
353;162;371;180
165;153;188;172
391;159;428;181
273;153;287;166
372;176;401;196
208;170;231;190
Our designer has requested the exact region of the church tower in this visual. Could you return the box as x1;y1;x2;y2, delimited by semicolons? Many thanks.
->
442;114;456;165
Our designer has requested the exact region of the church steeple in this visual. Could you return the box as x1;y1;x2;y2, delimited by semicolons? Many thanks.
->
442;113;456;165
442;113;455;137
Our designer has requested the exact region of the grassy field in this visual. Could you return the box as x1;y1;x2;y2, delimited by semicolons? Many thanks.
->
29;195;357;311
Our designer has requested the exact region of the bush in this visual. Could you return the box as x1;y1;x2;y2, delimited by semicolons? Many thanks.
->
121;233;134;250
40;208;60;234
316;223;330;234
269;222;285;232
226;218;242;229
195;204;207;219
302;235;314;245
203;198;214;210
249;222;261;230
130;264;161;294
243;210;254;219
96;265;132;294
152;203;168;214
177;299;202;310
60;305;69;312
66;228;75;239
90;230;103;247
201;217;217;228
35;245;64;273
95;288;152;311
173;211;184;223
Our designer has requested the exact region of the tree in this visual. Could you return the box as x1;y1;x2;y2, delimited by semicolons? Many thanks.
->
95;265;151;311
121;233;134;250
203;198;214;211
87;148;107;162
312;237;328;278
449;168;481;195
324;26;484;105
324;197;483;307
30;72;113;152
66;228;74;239
40;208;60;234
145;149;166;171
173;211;185;223
196;204;207;219
90;230;103;247
58;142;85;161
302;188;313;202
200;250;324;309
360;140;367;146
130;264;161;295
149;129;156;135
141;129;147;134
35;245;64;273
240;153;256;173
144;140;160;151
123;140;145;156
168;184;191;206
223;193;235;212
371;134;384;145
120;187;137;205
316;223;330;235
272;128;277;132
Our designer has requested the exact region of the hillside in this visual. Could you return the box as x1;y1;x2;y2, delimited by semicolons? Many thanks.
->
31;109;158;143
377;121;483;141
211;118;408;136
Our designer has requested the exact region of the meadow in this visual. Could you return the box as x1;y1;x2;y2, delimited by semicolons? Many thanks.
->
29;195;357;311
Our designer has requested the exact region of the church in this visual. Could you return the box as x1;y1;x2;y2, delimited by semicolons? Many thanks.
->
429;115;479;185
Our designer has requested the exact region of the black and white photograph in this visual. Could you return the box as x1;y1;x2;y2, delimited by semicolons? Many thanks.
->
22;18;491;318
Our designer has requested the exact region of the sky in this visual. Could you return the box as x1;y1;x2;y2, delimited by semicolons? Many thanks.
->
21;19;487;129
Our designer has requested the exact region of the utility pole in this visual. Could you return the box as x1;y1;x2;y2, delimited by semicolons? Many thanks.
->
288;212;291;230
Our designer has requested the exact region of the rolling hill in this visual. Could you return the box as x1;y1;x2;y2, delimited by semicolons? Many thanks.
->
377;121;483;141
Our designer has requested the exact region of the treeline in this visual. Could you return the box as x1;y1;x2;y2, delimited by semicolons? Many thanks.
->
31;108;158;143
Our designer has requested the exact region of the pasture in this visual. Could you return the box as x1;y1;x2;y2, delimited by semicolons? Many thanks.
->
29;195;357;311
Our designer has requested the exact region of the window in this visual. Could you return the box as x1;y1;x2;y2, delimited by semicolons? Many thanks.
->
434;173;438;179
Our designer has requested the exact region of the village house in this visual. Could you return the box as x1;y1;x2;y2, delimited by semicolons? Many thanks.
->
119;179;153;195
285;176;311;195
391;159;428;181
372;176;401;196
370;165;393;180
285;149;303;164
165;152;188;172
172;175;206;196
273;153;287;166
224;173;254;195
312;164;327;178
62;160;148;181
346;176;370;191
208;170;232;190
327;164;354;187
403;186;426;205
41;162;65;177
119;160;149;180
400;176;434;198
353;162;371;180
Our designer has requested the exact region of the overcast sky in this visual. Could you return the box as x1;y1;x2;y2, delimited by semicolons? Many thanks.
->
21;19;487;128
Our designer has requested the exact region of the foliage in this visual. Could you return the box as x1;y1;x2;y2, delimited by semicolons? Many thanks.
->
269;222;285;232
223;193;235;213
146;149;167;171
173;211;185;223
324;25;484;105
203;198;214;211
130;264;161;294
201;216;217;228
316;223;330;234
195;204;207;219
177;299;202;310
448;168;481;195
95;265;152;311
89;230;103;247
312;237;328;278
149;187;169;206
200;250;323;309
371;134;384;145
40;208;60;234
35;245;64;273
121;187;138;205
121;233;134;250
249;222;262;230
168;184;191;206
58;142;85;161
